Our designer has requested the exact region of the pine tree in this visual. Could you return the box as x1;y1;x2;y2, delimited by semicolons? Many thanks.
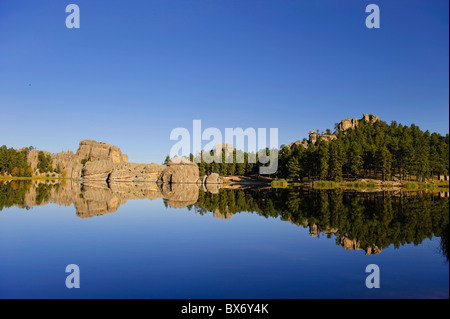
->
329;141;343;181
317;141;329;180
347;141;362;176
287;156;301;181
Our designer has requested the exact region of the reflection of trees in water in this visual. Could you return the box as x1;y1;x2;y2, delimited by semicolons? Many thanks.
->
0;180;31;210
0;180;59;210
2;180;449;259
440;224;449;263
193;188;449;256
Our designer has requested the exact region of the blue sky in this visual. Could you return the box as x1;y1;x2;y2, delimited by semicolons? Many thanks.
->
0;0;448;163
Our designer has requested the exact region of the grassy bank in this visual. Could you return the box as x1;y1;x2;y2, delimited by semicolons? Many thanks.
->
278;179;449;191
0;176;69;181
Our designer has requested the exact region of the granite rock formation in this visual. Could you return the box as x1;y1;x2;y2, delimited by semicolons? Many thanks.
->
287;113;379;149
26;140;199;184
337;113;379;132
159;157;199;184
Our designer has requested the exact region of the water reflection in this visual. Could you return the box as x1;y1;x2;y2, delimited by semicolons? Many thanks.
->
1;180;448;260
193;188;449;259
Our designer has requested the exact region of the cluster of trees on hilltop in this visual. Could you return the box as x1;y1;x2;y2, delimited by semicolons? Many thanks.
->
279;120;449;182
0;146;33;177
175;120;448;181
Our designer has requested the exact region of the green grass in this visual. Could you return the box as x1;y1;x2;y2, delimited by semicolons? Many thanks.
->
271;179;288;188
310;180;337;189
402;182;437;190
0;176;68;181
289;182;303;187
345;181;378;189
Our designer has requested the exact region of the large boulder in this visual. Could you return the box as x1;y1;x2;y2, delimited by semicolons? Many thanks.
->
160;157;199;184
76;139;127;164
362;113;379;123
337;118;360;132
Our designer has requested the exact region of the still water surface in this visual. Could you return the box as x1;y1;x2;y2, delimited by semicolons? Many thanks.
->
0;180;448;298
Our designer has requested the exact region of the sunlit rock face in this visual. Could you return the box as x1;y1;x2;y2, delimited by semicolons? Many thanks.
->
108;163;164;182
337;113;379;133
26;140;200;183
76;139;127;164
160;158;199;184
286;113;379;149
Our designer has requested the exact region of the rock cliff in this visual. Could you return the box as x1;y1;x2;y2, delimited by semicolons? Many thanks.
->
27;140;200;184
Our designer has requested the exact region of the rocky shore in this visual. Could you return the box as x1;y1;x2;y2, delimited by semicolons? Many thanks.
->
26;139;217;185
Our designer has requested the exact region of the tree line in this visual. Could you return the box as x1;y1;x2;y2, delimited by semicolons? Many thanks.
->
0;146;59;177
173;119;449;181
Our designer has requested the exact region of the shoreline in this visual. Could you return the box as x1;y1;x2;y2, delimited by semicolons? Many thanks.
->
1;175;448;192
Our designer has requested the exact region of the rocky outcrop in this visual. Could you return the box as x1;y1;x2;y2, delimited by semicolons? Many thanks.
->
52;151;83;179
76;139;127;164
287;139;309;150
308;131;337;145
362;113;379;123
25;140;199;184
108;163;164;182
26;150;52;171
160;157;199;184
82;160;115;181
287;113;379;149
337;118;360;132
337;113;379;133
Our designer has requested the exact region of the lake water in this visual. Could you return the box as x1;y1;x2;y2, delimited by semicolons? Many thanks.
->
0;180;448;299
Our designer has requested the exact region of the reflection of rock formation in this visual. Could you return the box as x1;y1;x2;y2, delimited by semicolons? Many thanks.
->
17;180;219;218
213;208;232;220
289;220;382;255
339;237;381;255
161;183;199;209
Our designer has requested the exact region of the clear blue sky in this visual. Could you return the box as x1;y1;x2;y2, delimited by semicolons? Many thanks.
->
0;0;448;164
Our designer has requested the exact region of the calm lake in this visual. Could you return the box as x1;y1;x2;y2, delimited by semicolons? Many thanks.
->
0;180;448;299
